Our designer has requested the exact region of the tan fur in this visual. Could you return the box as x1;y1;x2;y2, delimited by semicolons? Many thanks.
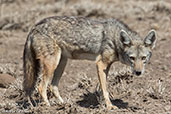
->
96;55;117;110
134;59;144;72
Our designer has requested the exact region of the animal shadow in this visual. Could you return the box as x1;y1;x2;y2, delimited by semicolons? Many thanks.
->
76;91;99;108
76;90;128;109
111;99;128;109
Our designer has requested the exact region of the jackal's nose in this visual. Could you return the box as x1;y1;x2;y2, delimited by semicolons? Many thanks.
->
135;71;141;76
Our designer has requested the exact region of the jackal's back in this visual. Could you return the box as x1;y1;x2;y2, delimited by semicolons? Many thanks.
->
32;16;105;54
29;16;138;60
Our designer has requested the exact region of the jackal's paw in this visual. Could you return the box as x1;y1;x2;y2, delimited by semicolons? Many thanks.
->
107;104;118;110
54;99;65;105
40;101;50;106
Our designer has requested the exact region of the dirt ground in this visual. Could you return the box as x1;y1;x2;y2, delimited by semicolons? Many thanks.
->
0;0;171;113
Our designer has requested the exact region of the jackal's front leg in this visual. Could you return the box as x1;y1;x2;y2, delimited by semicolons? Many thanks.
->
96;56;117;110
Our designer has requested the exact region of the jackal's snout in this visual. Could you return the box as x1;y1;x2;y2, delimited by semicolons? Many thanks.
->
133;59;144;76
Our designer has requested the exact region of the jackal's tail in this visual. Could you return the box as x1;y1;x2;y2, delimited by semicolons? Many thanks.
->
23;37;39;97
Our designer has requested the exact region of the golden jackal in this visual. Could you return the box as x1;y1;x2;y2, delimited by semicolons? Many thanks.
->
23;16;156;109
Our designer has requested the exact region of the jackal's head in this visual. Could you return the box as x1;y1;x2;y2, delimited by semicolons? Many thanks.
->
119;30;156;76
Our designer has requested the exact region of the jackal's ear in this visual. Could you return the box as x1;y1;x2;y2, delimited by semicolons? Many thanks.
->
144;30;156;49
120;30;132;47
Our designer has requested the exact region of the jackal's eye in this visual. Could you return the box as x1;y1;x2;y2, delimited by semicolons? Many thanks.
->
141;56;146;60
129;56;135;61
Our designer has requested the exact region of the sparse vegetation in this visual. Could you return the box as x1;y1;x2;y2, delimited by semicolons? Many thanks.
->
0;0;171;113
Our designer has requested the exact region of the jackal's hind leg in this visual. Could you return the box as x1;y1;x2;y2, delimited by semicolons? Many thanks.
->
38;51;61;106
50;56;67;104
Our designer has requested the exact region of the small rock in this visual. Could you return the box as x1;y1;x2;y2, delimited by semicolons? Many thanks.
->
0;74;15;88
